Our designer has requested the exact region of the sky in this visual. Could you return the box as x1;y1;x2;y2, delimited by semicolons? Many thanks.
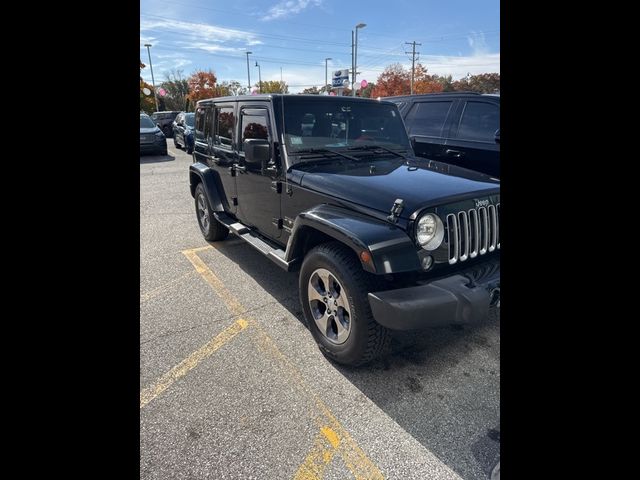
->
140;0;500;93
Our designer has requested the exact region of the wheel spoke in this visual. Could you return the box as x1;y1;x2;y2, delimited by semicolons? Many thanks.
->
333;312;350;343
316;270;331;295
315;313;329;336
307;281;324;304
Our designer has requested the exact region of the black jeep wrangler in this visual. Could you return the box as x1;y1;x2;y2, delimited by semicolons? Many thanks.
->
189;94;500;366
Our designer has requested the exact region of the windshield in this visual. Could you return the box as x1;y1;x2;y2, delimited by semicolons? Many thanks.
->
185;113;195;127
140;115;156;128
283;99;410;156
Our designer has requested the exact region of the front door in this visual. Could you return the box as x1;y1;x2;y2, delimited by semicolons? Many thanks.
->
234;105;282;241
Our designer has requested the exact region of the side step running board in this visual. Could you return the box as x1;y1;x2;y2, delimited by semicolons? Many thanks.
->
215;213;299;271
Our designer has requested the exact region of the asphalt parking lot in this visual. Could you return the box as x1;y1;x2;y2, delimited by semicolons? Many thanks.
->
140;138;500;479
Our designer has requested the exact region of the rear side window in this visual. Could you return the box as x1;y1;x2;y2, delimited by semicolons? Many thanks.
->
195;107;207;138
405;101;454;138
215;106;235;147
456;101;499;142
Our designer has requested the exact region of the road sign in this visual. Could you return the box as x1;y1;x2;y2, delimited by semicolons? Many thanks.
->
332;69;349;88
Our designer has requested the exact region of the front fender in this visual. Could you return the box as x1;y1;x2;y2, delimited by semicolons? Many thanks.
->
189;163;224;212
287;204;421;274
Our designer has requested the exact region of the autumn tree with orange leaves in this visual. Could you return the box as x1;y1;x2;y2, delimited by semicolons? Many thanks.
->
186;70;228;103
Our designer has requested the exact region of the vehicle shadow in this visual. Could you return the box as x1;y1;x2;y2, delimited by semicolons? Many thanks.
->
211;239;500;480
139;153;175;164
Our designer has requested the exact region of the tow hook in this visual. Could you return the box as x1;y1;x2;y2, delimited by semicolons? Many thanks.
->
489;287;500;308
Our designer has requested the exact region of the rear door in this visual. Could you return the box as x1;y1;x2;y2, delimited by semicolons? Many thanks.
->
445;99;500;177
403;99;457;161
234;104;282;240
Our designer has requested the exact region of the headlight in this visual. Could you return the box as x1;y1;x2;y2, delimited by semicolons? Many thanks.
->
416;213;444;250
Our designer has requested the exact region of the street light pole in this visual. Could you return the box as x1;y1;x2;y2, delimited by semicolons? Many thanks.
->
144;44;159;112
325;57;332;95
246;51;252;92
255;61;262;93
353;23;366;97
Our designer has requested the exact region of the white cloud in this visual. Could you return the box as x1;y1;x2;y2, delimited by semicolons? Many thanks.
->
467;32;489;55
140;18;261;45
263;0;322;21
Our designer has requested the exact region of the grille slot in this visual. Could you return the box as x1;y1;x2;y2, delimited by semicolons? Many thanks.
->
448;202;500;265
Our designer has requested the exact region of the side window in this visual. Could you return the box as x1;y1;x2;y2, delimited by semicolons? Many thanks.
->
456;101;499;142
195;108;206;138
214;107;235;147
240;111;269;151
404;101;453;138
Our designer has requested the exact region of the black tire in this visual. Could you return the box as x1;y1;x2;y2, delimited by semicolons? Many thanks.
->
194;183;229;242
299;242;391;366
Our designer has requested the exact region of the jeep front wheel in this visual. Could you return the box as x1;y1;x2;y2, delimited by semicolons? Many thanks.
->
299;242;390;366
194;183;229;242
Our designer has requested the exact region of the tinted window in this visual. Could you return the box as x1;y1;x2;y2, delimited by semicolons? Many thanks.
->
204;109;213;138
195;107;206;137
185;113;195;127
405;101;453;137
140;115;155;128
240;112;269;151
215;107;235;147
456;101;499;142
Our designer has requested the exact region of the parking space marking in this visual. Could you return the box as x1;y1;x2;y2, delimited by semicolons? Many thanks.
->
183;246;246;316
185;245;384;479
140;271;196;303
293;427;340;480
139;318;249;409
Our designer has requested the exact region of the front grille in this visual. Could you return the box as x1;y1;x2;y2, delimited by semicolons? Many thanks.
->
447;203;500;264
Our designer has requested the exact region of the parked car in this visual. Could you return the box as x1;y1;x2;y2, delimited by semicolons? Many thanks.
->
189;94;500;366
151;111;180;138
172;112;195;154
140;113;167;156
384;92;500;178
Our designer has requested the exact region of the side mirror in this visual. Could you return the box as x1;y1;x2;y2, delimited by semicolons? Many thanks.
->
244;138;270;170
494;129;500;144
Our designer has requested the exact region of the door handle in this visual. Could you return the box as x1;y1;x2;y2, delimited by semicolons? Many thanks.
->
446;149;464;158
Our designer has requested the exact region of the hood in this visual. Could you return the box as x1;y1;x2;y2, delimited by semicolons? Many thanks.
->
140;127;161;134
293;156;499;218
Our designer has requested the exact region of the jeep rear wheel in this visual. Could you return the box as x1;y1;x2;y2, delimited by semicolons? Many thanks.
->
300;242;390;366
194;183;229;242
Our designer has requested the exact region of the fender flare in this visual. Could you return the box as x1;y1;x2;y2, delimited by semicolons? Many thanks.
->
189;163;224;212
286;204;421;274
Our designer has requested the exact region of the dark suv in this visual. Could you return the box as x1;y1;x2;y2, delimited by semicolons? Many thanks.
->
151;111;180;138
189;94;500;366
172;112;195;154
385;92;500;178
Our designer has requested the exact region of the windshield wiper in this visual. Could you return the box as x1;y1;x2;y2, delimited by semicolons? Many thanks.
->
345;145;408;158
292;148;360;162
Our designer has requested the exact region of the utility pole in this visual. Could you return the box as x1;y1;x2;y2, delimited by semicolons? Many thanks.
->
144;44;159;112
280;66;283;92
405;41;421;95
255;61;262;93
325;58;332;95
353;23;366;96
246;51;252;92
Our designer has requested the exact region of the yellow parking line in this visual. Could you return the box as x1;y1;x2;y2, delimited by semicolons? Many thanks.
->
139;318;249;409
293;427;340;480
185;245;384;479
182;247;246;317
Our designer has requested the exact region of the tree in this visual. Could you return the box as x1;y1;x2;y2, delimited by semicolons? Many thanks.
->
370;63;410;98
433;74;454;92
186;69;227;104
452;73;500;93
219;80;247;96
413;63;444;94
256;80;289;94
160;70;190;111
359;82;376;98
301;86;320;94
140;60;156;114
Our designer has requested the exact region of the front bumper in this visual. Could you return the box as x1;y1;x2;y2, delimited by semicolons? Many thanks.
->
368;259;500;330
140;139;166;154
